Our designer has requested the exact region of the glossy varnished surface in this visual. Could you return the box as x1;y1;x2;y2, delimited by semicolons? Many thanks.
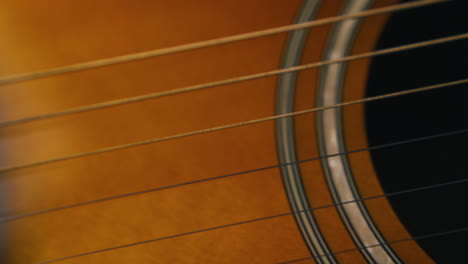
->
0;0;438;263
0;1;312;263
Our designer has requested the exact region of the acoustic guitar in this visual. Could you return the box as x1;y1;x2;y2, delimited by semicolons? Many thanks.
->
0;0;466;263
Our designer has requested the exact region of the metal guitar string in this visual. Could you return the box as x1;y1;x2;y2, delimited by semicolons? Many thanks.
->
0;1;465;261
1;29;466;255
0;33;466;128
35;168;468;263
1;125;466;223
0;2;465;263
279;227;468;264
0;76;466;174
0;0;446;87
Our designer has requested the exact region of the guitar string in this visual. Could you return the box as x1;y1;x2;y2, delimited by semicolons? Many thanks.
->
0;33;466;128
0;77;466;174
279;227;468;264
0;0;445;87
35;172;468;263
2;28;465;239
1;126;466;223
1;1;462;262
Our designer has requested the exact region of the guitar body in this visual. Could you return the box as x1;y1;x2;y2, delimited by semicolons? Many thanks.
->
0;0;466;263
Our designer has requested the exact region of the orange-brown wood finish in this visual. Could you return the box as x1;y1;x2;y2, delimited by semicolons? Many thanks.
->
0;1;312;263
0;0;433;263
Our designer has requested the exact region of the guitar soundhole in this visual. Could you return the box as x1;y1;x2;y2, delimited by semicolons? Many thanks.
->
366;1;468;263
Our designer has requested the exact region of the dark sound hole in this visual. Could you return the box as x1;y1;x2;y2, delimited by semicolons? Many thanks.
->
365;0;468;263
